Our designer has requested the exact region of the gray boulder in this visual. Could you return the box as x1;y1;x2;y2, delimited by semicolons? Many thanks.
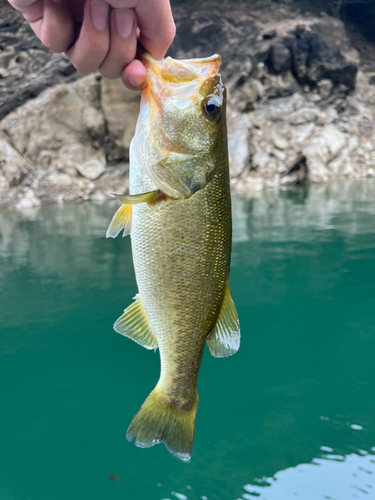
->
283;20;359;92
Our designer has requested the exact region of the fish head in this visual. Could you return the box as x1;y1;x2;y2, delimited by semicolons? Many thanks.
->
134;52;227;198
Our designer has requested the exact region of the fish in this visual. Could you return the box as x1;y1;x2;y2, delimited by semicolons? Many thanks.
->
106;51;240;461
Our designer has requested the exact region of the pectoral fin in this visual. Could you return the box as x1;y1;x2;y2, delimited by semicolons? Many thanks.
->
106;191;160;239
207;284;240;358
113;191;159;205
106;204;132;238
114;294;158;350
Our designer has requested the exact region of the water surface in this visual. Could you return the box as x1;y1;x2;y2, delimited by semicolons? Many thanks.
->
1;179;375;500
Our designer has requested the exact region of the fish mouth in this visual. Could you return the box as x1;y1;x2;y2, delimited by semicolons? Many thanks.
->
141;51;222;85
141;50;222;67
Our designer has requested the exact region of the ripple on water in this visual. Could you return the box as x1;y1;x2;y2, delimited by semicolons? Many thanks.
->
241;450;375;499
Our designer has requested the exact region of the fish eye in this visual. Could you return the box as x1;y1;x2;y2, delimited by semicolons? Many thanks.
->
203;96;222;119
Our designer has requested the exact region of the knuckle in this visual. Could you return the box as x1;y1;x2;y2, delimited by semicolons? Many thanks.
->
68;43;109;74
99;66;122;80
40;33;56;52
71;60;92;74
43;40;61;53
41;32;70;54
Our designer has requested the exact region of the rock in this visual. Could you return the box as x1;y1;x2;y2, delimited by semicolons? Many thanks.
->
0;135;30;186
101;78;140;162
317;79;334;98
272;148;287;161
263;73;299;99
0;73;130;207
238;80;264;110
328;153;355;176
252;150;271;170
15;187;41;210
226;58;253;92
229;74;264;112
270;129;288;150
82;106;106;143
252;41;271;65
305;157;330;183
289;107;320;125
290;123;316;143
280;172;300;185
283;19;359;91
0;2;80;121
283;30;310;81
45;172;73;186
0;47;15;73
320;125;346;156
2;74;100;152
303;125;346;182
263;30;277;40
76;155;106;180
369;75;375;85
316;107;339;125
1;75;105;178
228;115;251;177
232;174;264;195
268;43;291;75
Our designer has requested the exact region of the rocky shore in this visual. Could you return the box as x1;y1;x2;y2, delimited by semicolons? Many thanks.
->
1;0;375;209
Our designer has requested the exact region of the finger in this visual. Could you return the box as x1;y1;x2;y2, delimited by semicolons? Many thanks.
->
9;0;74;53
92;0;175;60
66;0;85;22
65;0;110;74
40;0;75;53
99;8;137;80
121;59;147;91
8;0;44;34
136;0;176;60
7;0;41;11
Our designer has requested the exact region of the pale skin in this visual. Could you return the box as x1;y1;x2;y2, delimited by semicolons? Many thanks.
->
7;0;176;90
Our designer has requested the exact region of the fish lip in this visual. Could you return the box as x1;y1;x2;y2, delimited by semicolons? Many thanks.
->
142;51;222;66
165;54;222;65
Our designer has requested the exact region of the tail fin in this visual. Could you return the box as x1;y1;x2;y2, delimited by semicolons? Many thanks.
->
126;386;198;461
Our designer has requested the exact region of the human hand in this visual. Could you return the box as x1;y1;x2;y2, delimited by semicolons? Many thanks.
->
7;0;176;90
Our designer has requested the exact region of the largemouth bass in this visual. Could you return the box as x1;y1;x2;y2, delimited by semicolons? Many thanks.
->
106;52;240;461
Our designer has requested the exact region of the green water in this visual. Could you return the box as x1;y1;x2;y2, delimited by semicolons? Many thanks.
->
1;179;375;500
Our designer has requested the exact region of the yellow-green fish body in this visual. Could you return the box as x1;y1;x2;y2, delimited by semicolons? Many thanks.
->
107;53;240;461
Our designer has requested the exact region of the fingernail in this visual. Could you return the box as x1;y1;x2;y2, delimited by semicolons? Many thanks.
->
114;9;134;38
91;0;109;31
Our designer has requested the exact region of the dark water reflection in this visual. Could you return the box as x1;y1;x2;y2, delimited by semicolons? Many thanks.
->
0;179;375;500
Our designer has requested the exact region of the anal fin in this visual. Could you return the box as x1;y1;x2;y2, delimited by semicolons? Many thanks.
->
106;204;132;238
207;284;240;358
114;294;158;350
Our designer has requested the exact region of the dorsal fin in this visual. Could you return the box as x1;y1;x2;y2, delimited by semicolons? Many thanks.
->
106;204;132;238
207;284;240;358
114;294;158;350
